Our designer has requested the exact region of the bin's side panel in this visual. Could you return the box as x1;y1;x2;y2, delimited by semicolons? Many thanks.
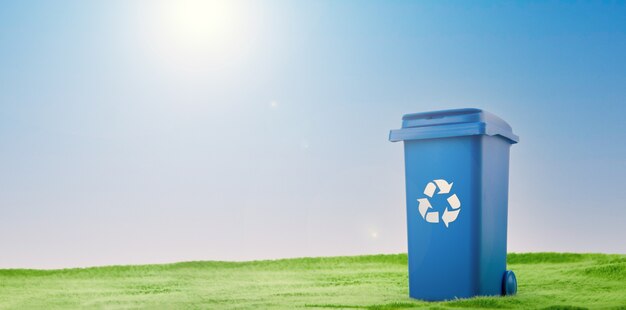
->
478;135;512;296
403;136;481;301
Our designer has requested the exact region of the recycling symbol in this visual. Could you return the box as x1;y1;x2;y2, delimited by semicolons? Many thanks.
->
417;179;461;228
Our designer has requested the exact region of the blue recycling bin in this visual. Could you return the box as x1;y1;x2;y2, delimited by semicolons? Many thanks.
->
389;108;519;301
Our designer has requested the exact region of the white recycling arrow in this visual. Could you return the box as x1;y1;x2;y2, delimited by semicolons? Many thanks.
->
423;182;436;198
417;198;432;219
442;208;460;228
447;194;461;210
417;179;462;228
433;179;453;194
425;211;439;223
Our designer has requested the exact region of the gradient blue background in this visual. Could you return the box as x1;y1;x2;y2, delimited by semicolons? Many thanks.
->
1;0;625;268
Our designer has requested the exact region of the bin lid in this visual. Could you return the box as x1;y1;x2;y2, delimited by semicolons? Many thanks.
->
389;108;519;143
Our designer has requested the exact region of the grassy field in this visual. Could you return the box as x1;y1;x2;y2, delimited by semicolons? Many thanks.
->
0;253;624;309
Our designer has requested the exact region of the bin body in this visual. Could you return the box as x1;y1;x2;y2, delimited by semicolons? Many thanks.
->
389;109;518;301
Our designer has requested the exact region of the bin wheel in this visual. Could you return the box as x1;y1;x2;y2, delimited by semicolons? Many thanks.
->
502;270;517;296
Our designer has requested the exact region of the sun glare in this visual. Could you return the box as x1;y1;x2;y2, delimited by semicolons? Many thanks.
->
140;0;254;70
160;0;238;48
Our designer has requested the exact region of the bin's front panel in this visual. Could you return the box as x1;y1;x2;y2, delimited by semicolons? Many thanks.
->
403;136;481;301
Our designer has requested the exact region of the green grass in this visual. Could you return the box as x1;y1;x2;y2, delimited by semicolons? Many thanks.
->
0;253;625;309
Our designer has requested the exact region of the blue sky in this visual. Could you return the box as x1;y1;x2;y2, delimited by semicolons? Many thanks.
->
1;0;625;268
